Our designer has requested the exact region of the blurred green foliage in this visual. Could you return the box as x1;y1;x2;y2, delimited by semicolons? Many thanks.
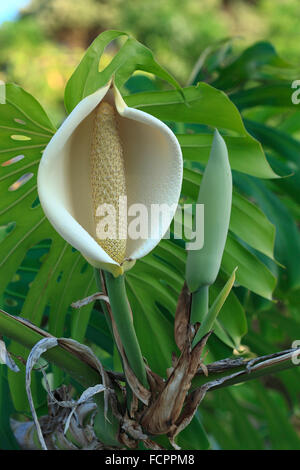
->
0;0;299;124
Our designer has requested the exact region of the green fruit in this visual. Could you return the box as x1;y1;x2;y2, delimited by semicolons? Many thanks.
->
186;130;232;293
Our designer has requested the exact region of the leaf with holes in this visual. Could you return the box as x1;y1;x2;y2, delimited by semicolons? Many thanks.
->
0;83;55;290
0;85;100;410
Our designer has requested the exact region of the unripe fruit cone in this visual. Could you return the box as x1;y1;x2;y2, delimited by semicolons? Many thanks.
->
186;130;232;293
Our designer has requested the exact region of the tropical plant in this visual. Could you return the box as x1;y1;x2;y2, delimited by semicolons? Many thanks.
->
0;30;299;450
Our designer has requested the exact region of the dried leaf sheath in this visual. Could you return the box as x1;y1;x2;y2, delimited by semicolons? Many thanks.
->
90;101;127;264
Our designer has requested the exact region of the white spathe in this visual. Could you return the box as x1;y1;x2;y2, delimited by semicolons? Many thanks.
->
37;82;183;276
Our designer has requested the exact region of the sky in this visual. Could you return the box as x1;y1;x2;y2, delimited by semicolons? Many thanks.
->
0;0;30;24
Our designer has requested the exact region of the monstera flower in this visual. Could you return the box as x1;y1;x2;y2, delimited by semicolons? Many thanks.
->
37;81;183;276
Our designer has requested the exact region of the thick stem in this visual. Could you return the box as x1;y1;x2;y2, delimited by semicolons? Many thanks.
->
0;309;99;388
94;268;135;406
190;285;209;325
0;309;122;447
102;270;148;389
191;348;300;391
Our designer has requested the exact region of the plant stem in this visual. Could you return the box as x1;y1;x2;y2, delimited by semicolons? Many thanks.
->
94;268;136;405
93;268;114;338
190;285;209;325
191;348;300;391
0;309;99;388
103;270;148;389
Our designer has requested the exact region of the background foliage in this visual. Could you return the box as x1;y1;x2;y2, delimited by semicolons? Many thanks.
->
1;0;300;123
0;0;300;450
